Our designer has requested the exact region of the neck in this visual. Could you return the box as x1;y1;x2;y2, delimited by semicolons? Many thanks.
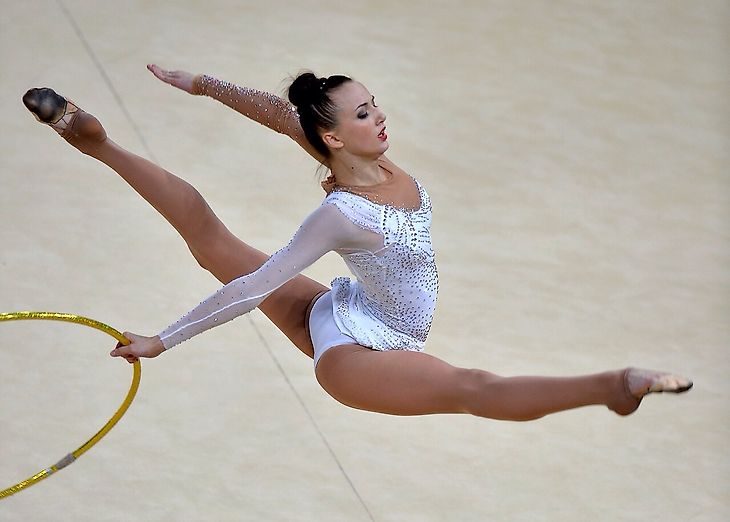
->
329;153;386;187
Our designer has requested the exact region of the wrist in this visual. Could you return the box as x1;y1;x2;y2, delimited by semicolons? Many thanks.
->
155;335;168;354
191;74;207;96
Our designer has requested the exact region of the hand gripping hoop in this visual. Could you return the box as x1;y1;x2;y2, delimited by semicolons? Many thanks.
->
0;312;141;499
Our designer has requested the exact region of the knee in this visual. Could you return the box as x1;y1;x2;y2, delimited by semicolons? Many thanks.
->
187;240;217;273
457;368;537;419
190;246;215;273
458;369;547;421
186;226;234;277
440;368;487;414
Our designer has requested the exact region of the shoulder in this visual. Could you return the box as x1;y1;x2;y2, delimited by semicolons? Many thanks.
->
321;191;382;234
322;190;378;217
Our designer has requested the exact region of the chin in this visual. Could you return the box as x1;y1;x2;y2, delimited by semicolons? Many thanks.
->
370;143;389;159
352;141;389;159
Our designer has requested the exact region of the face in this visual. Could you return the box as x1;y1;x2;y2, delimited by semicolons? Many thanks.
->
324;81;388;158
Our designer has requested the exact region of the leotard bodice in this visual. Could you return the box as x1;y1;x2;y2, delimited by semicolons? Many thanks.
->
324;179;438;351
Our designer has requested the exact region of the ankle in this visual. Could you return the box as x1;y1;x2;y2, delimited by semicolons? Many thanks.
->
64;112;108;155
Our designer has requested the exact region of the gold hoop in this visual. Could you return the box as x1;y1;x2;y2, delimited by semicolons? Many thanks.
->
0;312;141;499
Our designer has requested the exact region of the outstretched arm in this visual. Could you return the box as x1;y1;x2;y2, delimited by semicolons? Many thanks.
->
110;202;371;361
147;64;324;162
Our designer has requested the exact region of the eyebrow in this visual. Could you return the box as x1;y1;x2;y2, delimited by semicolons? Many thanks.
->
355;95;376;111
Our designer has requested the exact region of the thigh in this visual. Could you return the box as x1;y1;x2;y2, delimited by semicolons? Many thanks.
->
197;225;328;359
315;345;471;415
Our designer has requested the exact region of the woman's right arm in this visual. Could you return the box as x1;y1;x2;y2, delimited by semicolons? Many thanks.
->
147;64;324;162
109;201;375;360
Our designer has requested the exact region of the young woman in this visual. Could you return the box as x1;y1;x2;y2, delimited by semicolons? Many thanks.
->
22;65;691;421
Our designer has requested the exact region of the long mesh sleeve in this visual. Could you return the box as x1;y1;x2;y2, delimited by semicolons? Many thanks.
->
192;75;323;161
158;203;376;350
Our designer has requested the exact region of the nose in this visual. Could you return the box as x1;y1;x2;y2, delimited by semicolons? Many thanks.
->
376;108;386;125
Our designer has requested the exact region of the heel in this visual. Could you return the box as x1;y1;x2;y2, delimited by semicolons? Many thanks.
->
608;368;642;416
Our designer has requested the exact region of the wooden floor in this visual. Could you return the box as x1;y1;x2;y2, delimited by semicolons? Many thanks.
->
1;1;727;520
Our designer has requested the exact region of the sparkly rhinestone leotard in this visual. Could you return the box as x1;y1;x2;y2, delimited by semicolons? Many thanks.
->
157;76;438;354
324;181;438;351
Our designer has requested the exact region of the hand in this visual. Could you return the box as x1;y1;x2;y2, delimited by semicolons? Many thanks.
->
147;64;196;94
110;332;165;363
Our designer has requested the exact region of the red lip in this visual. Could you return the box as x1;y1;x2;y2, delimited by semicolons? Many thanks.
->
378;127;387;140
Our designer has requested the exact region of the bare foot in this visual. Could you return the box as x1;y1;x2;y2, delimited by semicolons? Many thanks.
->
23;88;107;154
610;368;693;416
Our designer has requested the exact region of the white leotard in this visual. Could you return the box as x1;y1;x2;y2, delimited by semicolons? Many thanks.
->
158;175;438;352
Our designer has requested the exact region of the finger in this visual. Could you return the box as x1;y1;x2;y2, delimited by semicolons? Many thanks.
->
110;345;131;357
147;64;170;82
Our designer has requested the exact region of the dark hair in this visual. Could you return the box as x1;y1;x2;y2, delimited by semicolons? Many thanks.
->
288;71;352;159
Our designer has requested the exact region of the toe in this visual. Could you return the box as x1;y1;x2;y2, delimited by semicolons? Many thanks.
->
652;374;693;393
22;87;67;123
636;370;693;395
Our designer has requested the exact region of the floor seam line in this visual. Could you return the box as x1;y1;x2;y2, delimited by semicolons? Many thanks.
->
247;315;375;522
59;4;373;518
57;0;158;164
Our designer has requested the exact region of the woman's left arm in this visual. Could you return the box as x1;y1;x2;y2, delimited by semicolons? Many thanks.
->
147;64;323;162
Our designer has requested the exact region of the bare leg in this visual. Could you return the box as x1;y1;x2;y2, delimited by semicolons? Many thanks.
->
315;345;692;420
23;88;326;357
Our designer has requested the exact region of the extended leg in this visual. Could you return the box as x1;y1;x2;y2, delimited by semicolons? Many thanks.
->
23;88;326;357
315;346;692;420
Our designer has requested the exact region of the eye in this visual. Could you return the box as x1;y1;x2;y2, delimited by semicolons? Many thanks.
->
357;112;368;119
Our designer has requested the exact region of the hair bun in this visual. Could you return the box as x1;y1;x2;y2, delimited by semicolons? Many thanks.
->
288;71;323;109
285;70;352;159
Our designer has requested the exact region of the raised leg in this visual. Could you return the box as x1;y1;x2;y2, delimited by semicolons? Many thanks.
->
23;88;326;357
315;345;692;420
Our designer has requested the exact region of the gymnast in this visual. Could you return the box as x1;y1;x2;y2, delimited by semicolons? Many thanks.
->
22;65;691;421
